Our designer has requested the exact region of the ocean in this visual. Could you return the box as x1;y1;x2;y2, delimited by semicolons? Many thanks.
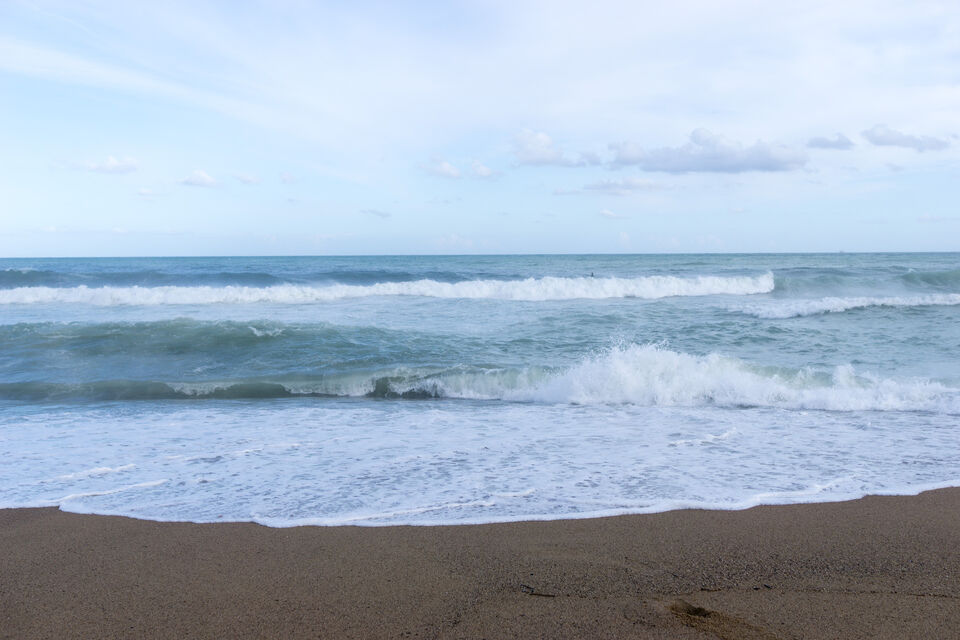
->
1;253;958;525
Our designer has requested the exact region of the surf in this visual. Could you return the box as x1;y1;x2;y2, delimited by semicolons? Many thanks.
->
0;273;775;305
738;293;960;318
4;345;955;413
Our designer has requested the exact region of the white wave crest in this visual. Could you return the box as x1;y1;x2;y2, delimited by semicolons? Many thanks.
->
248;325;284;337
266;345;958;413
0;273;774;305
739;294;960;319
503;345;957;411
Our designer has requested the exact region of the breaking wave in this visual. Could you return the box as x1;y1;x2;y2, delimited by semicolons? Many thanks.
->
0;273;774;305
509;345;958;412
5;345;955;413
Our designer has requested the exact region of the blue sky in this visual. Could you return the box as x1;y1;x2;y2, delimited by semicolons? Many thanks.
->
1;0;958;256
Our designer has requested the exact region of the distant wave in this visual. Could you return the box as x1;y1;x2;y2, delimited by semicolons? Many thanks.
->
5;345;956;413
900;268;960;288
1;319;298;355
738;294;960;319
0;269;64;288
0;273;774;304
0;269;287;289
0;268;481;289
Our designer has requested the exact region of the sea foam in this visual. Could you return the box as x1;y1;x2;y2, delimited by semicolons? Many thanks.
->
315;345;958;413
415;345;956;412
0;273;774;305
510;345;957;412
739;293;960;318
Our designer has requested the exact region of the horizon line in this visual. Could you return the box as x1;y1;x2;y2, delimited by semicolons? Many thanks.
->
2;250;958;260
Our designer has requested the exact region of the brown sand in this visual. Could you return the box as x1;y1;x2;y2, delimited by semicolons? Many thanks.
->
2;488;959;639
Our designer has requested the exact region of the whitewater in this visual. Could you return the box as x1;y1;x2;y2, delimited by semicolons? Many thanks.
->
1;253;959;525
0;272;774;304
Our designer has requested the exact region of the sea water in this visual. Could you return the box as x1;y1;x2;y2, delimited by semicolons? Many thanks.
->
1;253;958;525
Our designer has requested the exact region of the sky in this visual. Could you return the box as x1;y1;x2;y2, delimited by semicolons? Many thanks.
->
1;0;958;256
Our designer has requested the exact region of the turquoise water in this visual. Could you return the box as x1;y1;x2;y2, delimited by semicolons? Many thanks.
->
1;253;958;524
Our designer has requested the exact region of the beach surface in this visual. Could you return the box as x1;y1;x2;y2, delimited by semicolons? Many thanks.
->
2;489;959;639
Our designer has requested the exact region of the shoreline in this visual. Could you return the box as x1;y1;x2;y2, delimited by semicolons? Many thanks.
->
38;477;960;527
3;489;959;638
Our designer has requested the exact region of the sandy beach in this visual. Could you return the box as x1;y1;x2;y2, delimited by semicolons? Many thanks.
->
1;488;958;639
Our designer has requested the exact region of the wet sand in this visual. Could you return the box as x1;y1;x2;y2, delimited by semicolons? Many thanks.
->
2;488;959;639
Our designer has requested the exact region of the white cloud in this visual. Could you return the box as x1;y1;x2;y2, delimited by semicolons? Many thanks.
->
513;129;595;167
471;160;494;177
5;2;960;254
552;187;580;195
599;209;627;219
862;124;950;152
514;129;562;165
179;169;216;187
807;134;853;150
610;129;807;173
579;151;602;166
279;172;297;184
86;156;138;174
361;208;391;218
584;177;661;196
427;159;461;178
0;35;273;136
234;173;260;184
4;3;960;163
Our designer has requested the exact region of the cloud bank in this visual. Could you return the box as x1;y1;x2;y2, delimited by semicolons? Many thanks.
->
610;129;807;173
861;125;950;152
